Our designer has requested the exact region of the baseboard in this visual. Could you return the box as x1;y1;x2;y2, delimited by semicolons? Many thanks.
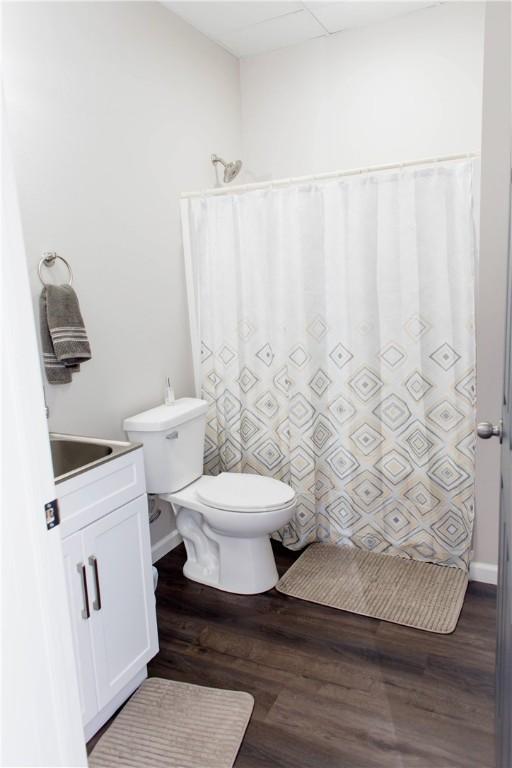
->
150;531;498;583
151;529;182;564
469;561;498;585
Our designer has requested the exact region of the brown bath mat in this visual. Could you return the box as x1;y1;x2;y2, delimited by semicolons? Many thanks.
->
89;677;254;768
276;544;468;633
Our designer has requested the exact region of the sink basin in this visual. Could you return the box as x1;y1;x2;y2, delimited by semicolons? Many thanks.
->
51;439;112;477
50;433;141;483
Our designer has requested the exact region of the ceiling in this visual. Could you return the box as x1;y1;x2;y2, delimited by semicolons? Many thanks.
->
163;2;440;58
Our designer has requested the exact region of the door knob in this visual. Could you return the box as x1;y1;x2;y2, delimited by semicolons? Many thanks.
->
477;420;503;442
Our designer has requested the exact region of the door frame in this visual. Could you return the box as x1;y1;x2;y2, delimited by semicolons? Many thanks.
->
473;0;511;585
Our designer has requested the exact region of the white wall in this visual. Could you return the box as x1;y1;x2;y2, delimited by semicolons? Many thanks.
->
5;1;501;571
239;3;504;570
3;1;241;441
240;3;484;180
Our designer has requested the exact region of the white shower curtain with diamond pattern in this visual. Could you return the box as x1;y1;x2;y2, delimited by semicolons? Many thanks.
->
182;159;477;569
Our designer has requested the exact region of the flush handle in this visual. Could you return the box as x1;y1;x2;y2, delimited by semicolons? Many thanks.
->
477;420;503;443
166;431;179;440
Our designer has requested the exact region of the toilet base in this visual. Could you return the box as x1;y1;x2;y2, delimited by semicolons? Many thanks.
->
175;506;279;594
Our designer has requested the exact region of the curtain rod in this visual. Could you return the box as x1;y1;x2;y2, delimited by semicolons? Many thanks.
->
181;152;479;199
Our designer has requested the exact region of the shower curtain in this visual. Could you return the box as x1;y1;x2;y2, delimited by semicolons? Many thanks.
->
182;160;477;569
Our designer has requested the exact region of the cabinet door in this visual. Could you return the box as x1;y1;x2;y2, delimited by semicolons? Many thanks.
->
61;531;98;725
84;495;158;708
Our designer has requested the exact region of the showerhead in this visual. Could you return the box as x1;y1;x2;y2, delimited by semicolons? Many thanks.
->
211;154;242;183
223;159;242;183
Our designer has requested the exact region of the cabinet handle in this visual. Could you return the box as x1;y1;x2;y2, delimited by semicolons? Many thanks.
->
88;555;102;611
77;563;90;620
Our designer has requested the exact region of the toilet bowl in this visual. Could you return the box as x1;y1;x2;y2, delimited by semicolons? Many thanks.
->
124;398;295;594
164;473;295;593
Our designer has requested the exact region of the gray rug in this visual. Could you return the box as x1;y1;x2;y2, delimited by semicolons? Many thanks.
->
89;678;254;768
276;544;468;633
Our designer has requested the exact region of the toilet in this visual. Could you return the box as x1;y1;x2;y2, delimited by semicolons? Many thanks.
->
124;398;296;594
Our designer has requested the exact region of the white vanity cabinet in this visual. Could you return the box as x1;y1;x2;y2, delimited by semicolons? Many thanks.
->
58;446;158;741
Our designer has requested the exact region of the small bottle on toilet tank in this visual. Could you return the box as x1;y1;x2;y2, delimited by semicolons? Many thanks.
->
164;377;175;405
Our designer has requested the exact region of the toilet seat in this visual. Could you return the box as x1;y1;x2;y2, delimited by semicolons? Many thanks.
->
196;472;295;513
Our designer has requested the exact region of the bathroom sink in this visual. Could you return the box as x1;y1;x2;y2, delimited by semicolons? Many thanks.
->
50;433;141;483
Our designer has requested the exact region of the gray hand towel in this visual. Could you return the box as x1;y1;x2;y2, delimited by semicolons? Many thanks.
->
40;285;92;384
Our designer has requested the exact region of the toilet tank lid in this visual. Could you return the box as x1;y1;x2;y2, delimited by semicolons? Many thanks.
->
123;398;208;432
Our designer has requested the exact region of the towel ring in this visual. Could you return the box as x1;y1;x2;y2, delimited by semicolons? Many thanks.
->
38;252;73;286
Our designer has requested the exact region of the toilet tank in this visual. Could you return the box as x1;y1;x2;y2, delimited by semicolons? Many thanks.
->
123;398;208;494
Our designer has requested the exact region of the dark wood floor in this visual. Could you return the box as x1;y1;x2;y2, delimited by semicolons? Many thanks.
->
147;542;497;768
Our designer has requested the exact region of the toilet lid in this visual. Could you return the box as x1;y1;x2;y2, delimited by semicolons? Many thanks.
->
197;473;295;512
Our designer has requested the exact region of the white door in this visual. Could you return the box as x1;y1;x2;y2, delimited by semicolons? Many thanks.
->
495;207;512;767
1;108;86;766
84;496;159;708
61;531;98;725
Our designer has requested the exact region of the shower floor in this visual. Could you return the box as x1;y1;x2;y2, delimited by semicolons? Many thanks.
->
97;542;496;767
